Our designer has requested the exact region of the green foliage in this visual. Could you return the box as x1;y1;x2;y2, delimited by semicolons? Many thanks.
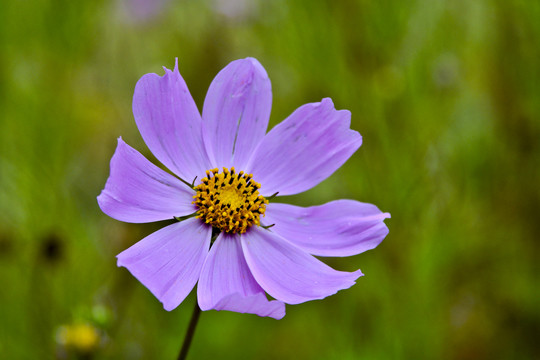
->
1;0;538;358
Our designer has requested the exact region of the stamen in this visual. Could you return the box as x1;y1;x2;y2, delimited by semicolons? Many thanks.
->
192;167;268;234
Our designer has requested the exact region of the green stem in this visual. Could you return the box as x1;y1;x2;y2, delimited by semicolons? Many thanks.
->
177;301;202;360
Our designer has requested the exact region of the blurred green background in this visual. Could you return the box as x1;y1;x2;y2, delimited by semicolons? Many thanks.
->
1;0;539;359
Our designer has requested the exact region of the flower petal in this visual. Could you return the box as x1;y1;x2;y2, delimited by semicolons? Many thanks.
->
97;138;196;223
211;293;285;320
246;98;362;196
241;227;363;305
117;218;211;311
202;58;272;170
133;59;211;182
264;200;390;257
197;233;285;319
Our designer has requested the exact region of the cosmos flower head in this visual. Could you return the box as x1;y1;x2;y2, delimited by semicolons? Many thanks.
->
97;58;390;319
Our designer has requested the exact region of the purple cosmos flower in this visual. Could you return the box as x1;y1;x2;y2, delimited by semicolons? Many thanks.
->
97;58;390;320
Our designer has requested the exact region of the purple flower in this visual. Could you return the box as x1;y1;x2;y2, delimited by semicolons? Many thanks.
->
97;58;390;320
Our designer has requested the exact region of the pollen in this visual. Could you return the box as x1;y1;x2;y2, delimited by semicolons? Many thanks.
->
193;167;268;234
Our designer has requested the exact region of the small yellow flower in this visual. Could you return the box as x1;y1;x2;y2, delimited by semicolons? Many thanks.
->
56;323;100;354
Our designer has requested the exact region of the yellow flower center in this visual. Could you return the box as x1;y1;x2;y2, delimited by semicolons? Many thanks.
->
193;167;268;234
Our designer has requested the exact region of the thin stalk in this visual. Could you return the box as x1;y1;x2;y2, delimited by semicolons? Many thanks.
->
177;301;202;360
